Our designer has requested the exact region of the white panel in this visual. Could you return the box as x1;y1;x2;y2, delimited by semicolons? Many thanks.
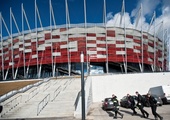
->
37;32;44;38
87;51;97;54
60;35;68;42
97;54;106;58
133;49;140;53
3;41;8;46
13;45;19;49
116;51;125;55
24;49;32;53
107;37;116;41
95;27;105;33
45;43;52;47
116;37;124;41
96;33;105;37
32;54;37;58
126;38;133;42
126;43;134;49
148;46;154;52
45;39;53;43
97;40;106;44
107;41;116;44
148;58;153;62
15;54;19;58
31;38;37;42
87;37;96;40
68;27;85;34
5;57;9;60
19;48;24;51
87;27;95;33
19;41;23;45
24;43;31;46
116;44;125;48
61;44;67;49
9;62;14;65
97;47;106;51
69;41;77;47
69;47;78;52
87;44;96;47
133;30;141;37
38;37;45;41
52;29;60;35
133;42;140;46
38;47;45;51
69;34;86;38
52;52;61;56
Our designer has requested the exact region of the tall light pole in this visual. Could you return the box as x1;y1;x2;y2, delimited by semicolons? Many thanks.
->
81;51;85;120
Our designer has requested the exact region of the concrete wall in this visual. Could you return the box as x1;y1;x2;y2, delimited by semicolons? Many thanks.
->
91;72;170;102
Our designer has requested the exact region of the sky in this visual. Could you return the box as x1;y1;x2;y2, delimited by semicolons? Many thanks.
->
0;0;170;69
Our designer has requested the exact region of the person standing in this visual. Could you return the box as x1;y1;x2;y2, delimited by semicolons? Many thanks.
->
112;94;124;119
135;91;149;118
147;93;163;120
127;94;137;115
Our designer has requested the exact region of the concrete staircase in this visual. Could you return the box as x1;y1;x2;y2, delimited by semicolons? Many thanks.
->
0;77;81;119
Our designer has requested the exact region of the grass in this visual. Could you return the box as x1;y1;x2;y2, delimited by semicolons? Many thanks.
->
0;80;40;96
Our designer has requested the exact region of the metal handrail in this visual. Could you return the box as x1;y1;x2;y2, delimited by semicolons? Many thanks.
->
74;91;81;110
25;87;39;103
37;94;50;116
51;86;61;102
43;80;51;91
1;95;22;117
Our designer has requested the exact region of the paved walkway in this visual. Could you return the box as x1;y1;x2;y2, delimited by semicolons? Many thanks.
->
86;102;170;120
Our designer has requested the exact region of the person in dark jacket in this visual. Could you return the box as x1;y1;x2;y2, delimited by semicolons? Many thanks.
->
135;91;149;118
112;94;124;119
147;93;163;120
127;94;137;115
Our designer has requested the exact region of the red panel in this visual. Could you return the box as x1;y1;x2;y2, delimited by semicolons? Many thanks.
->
87;48;96;51
97;51;106;55
13;39;19;44
87;40;96;44
107;30;115;37
97;44;106;47
38;40;45;45
69;37;85;41
97;37;105;40
60;28;66;32
133;39;141;44
52;35;60;39
143;35;148;39
116;41;125;44
126;35;133;39
45;33;51;40
87;33;96;37
25;39;31;43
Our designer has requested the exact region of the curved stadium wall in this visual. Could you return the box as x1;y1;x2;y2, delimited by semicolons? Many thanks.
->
0;24;168;80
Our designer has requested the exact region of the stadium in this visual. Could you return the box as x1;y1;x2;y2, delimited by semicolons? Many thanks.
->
0;0;169;81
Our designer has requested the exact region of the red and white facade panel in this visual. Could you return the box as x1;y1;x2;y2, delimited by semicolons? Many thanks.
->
0;26;168;73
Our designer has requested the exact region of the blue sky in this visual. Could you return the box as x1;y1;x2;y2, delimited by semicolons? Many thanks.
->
0;0;170;69
0;0;169;35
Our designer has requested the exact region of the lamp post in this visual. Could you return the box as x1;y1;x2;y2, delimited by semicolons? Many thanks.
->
81;51;85;120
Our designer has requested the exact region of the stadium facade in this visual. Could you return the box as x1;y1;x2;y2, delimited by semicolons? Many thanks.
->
0;0;169;80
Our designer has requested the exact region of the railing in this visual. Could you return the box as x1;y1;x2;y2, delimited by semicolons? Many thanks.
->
43;80;51;91
1;95;22;117
37;94;50;116
51;86;61;102
74;91;81;110
0;90;18;103
25;87;39;103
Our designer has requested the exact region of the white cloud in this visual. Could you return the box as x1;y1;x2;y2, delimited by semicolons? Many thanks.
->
131;0;160;17
106;0;170;70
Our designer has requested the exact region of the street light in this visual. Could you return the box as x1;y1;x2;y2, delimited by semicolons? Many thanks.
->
81;51;85;120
